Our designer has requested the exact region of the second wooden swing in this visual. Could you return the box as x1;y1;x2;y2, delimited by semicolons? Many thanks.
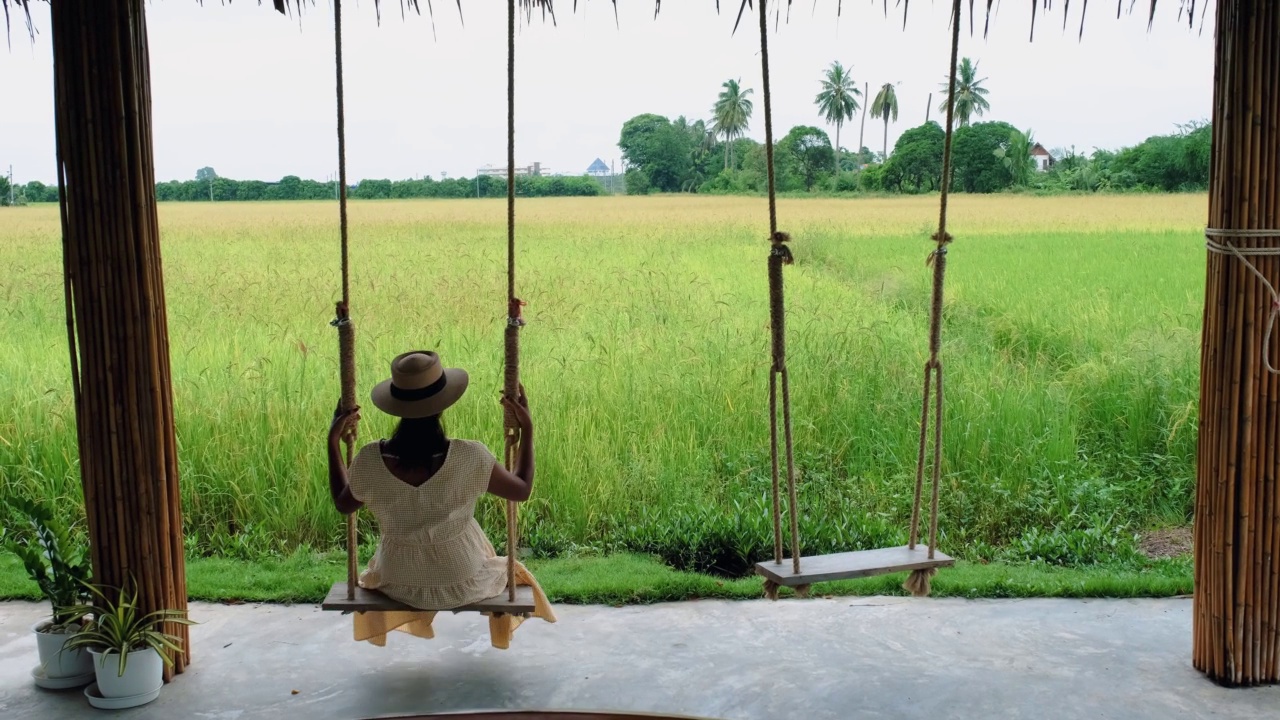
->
751;0;958;599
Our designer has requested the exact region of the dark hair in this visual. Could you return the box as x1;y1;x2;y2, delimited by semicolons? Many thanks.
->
384;414;449;469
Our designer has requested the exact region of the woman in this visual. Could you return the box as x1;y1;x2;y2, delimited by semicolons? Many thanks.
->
327;350;555;649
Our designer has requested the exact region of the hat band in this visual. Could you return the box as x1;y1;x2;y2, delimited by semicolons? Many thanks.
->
388;373;448;402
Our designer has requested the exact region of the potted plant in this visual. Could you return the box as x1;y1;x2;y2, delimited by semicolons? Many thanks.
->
63;580;195;709
2;496;95;687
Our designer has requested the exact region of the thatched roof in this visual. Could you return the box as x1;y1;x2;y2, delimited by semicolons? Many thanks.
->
5;0;1207;41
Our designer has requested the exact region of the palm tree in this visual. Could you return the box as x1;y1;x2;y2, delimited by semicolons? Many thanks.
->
814;61;861;169
994;127;1037;186
685;117;717;192
858;82;869;155
712;78;754;170
937;57;991;127
870;82;900;160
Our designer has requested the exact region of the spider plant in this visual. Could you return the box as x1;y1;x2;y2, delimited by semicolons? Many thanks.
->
63;581;195;678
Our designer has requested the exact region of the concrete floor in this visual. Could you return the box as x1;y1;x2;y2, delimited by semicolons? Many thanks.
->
1;596;1276;719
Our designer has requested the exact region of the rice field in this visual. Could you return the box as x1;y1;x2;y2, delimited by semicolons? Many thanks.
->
0;194;1207;573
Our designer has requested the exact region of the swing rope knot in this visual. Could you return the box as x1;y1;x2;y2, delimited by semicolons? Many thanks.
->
331;300;352;328
927;245;949;267
507;297;527;327
769;231;793;265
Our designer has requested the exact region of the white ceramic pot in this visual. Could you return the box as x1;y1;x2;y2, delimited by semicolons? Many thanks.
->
33;620;93;679
88;647;163;699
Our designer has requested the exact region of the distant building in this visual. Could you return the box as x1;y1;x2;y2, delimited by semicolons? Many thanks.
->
586;158;610;177
1031;143;1055;172
476;161;545;178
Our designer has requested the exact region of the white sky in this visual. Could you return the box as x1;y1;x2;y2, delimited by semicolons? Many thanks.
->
2;1;1214;184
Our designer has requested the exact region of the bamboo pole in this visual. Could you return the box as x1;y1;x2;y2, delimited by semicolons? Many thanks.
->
1267;3;1280;680
1262;1;1277;677
1194;0;1280;687
51;0;189;682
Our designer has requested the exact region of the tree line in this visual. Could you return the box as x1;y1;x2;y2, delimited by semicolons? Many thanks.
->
162;170;605;202
0;169;606;205
619;58;1210;196
866;119;1211;194
0;178;58;205
3;56;1207;205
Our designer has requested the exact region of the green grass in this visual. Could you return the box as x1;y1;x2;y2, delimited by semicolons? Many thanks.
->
0;552;1192;606
0;195;1207;576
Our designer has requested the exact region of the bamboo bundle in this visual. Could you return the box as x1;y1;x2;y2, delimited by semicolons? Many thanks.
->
1194;0;1280;687
51;0;189;681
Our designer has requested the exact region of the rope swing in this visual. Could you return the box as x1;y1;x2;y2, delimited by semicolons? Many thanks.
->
755;0;803;602
502;0;523;602
904;0;964;598
331;0;360;601
755;0;962;599
329;0;521;608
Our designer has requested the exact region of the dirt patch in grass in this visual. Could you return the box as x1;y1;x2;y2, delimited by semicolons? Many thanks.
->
1140;527;1193;559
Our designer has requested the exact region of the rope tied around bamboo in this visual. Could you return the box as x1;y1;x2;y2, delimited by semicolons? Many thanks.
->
1205;228;1280;375
1191;0;1280;685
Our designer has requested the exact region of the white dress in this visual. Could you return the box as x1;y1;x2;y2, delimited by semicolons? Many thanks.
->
345;438;555;648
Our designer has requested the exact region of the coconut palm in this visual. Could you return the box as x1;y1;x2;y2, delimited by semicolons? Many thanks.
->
814;61;861;168
994;127;1037;186
871;82;900;160
937;57;991;127
712;78;754;170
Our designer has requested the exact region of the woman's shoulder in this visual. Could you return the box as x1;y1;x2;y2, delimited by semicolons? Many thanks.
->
346;441;386;500
451;439;497;465
352;440;384;463
439;440;497;499
349;440;393;478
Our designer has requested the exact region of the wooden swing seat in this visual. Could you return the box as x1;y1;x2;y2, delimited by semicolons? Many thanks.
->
754;545;954;587
321;582;536;615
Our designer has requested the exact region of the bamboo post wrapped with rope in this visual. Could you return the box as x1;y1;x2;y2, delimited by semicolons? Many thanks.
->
1193;0;1280;687
51;0;189;681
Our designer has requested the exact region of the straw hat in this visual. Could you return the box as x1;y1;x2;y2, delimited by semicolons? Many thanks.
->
370;351;469;419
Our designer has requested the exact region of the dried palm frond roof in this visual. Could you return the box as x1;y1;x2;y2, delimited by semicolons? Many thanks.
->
3;1;1210;44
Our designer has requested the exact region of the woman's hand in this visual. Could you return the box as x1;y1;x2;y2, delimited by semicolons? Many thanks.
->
501;384;533;433
329;400;360;446
490;384;536;502
327;399;363;514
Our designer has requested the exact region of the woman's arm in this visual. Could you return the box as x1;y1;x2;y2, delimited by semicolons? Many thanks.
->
328;403;364;515
487;385;535;502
